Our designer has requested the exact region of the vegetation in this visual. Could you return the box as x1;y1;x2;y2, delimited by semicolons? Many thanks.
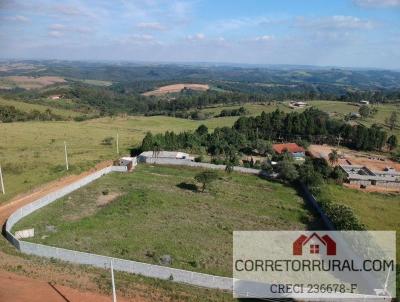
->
0;115;236;204
0;105;64;122
13;164;321;277
194;170;218;192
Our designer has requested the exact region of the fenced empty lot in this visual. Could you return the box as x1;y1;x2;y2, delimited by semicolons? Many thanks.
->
11;164;321;278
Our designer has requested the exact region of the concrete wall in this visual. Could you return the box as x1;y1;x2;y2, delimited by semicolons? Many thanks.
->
5;165;232;291
138;157;262;175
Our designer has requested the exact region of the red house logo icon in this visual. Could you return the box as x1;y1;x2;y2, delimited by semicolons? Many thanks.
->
293;233;336;256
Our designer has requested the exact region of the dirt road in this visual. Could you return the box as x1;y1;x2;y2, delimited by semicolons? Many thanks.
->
0;161;147;302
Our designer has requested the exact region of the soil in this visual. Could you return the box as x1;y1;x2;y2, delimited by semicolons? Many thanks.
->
308;144;400;171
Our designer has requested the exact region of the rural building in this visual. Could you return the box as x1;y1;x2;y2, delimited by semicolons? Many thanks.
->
138;151;195;162
118;157;137;171
340;164;400;188
49;95;61;100
273;143;305;160
350;112;361;119
360;100;369;105
289;101;307;109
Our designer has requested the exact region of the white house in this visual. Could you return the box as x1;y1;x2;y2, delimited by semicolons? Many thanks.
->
138;151;194;162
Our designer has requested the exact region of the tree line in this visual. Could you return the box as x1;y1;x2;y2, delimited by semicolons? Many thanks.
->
0;105;64;123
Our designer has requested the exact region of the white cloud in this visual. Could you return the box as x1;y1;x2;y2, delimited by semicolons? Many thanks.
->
53;4;86;16
187;33;205;41
5;15;29;22
354;0;400;7
137;22;166;31
296;15;376;30
254;35;274;42
49;24;65;30
212;16;286;32
48;30;63;38
48;24;93;35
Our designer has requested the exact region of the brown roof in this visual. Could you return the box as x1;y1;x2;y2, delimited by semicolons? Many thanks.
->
273;143;305;154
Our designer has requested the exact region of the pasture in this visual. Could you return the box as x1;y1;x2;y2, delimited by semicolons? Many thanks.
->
0;97;81;118
0;115;236;204
13;164;321;276
0;76;65;90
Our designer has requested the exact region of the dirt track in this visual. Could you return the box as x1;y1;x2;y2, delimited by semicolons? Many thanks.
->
0;161;148;302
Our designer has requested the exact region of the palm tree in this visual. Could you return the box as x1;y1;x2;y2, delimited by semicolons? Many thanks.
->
328;149;339;166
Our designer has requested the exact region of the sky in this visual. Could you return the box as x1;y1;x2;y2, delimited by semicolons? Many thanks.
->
0;0;400;69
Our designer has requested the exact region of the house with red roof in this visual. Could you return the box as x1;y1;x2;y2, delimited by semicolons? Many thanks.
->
272;143;305;160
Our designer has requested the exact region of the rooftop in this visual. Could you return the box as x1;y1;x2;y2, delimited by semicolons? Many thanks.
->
273;143;305;154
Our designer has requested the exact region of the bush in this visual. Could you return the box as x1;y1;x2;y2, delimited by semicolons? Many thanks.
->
318;198;365;230
194;170;218;192
101;137;114;146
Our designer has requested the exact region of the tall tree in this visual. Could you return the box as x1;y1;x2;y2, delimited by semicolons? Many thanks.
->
359;105;370;118
328;149;339;166
387;135;398;151
386;112;398;131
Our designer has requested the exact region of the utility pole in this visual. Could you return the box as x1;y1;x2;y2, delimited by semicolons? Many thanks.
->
111;260;117;302
116;133;119;155
337;133;342;147
64;141;69;171
0;165;5;195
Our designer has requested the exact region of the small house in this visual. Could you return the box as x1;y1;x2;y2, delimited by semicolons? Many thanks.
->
272;143;305;160
118;157;137;171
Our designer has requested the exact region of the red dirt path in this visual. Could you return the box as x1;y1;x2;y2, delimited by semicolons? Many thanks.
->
0;161;148;302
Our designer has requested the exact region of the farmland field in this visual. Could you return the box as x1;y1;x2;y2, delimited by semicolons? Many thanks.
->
0;76;65;90
142;83;209;96
13;164;322;276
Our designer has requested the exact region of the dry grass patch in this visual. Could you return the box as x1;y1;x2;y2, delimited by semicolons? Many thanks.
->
142;83;209;96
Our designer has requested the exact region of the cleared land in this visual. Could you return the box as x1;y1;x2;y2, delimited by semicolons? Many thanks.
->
0;76;66;90
142;83;209;96
13;164;321;277
308;144;400;171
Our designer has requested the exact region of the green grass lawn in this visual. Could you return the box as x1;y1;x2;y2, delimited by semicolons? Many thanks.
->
318;184;400;257
0;115;235;204
13;164;321;276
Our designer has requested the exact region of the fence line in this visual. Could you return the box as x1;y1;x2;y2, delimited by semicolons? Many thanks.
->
5;165;232;291
138;156;264;175
4;161;386;299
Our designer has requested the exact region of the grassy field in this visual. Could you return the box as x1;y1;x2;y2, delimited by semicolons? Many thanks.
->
319;184;400;257
0;115;237;204
13;164;321;276
0;97;81;118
